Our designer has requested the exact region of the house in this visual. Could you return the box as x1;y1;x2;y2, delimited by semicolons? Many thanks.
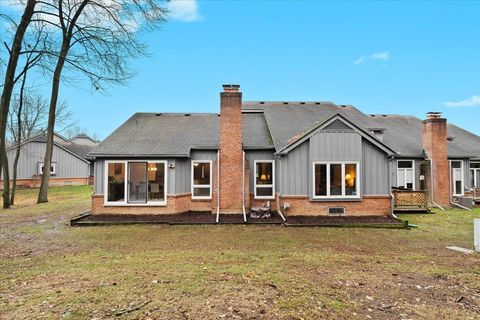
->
1;133;98;188
87;85;480;218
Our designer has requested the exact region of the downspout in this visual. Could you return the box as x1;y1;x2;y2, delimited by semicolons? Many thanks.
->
388;156;398;218
429;159;445;211
242;151;247;222
449;160;471;211
276;156;286;221
216;150;220;223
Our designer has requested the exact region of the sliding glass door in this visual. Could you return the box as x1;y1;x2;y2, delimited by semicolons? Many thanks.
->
128;162;147;203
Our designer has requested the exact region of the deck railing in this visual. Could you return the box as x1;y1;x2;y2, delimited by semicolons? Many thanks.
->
392;190;428;208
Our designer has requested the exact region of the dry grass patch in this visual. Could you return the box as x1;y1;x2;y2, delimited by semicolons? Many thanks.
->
1;186;479;319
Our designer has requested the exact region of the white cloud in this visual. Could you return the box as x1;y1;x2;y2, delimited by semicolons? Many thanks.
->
444;95;480;108
354;51;391;65
167;0;202;22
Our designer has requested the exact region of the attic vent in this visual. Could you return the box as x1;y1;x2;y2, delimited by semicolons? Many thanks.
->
185;113;190;116
283;102;289;104
315;102;321;105
447;136;455;142
370;114;376;117
259;101;265;104
328;207;345;216
155;113;162;116
300;102;305;105
382;114;387;117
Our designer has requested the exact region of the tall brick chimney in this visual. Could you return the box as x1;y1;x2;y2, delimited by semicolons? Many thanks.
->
219;84;243;213
422;112;450;207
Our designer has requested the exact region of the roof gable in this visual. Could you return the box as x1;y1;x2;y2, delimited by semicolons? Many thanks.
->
277;114;397;155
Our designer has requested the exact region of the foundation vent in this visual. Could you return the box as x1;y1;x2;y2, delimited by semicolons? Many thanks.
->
328;207;345;216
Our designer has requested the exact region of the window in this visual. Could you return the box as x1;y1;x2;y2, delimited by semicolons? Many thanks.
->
38;162;56;176
470;162;480;188
313;162;360;198
397;160;414;190
192;161;212;199
254;160;275;199
450;160;464;196
105;160;167;205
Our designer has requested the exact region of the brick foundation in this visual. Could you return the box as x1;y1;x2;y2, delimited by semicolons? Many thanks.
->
278;195;391;216
0;177;90;189
91;193;214;215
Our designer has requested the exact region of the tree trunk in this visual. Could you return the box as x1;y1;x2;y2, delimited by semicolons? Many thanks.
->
10;71;28;206
0;0;37;209
37;42;69;203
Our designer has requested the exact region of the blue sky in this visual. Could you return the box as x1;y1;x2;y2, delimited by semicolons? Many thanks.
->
2;0;480;139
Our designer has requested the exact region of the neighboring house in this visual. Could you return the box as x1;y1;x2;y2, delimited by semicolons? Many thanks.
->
88;84;480;217
1;133;99;188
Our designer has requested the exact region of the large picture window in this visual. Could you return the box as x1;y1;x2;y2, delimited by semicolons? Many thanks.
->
254;160;275;199
105;160;167;205
192;161;212;199
471;162;480;188
313;162;360;199
397;160;415;190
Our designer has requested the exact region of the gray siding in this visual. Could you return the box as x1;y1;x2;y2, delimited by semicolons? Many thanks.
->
94;160;104;194
245;150;275;193
280;141;309;195
362;140;389;195
3;142;89;180
174;159;190;194
191;150;217;161
310;131;362;161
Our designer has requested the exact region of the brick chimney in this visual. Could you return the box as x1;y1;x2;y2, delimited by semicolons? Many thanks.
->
422;112;450;207
219;84;243;213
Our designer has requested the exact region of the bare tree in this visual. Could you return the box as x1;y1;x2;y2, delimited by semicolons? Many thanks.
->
0;0;38;209
24;0;168;203
7;88;73;205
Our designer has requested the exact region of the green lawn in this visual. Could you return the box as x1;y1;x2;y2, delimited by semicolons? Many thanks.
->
1;186;479;319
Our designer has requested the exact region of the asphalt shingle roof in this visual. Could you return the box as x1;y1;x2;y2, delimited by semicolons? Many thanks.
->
89;103;480;159
256;102;382;151
370;115;480;158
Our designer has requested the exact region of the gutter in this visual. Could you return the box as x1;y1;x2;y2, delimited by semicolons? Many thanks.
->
276;157;286;221
216;150;220;223
242;151;247;223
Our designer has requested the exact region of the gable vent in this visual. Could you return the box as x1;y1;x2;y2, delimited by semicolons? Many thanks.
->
328;207;345;216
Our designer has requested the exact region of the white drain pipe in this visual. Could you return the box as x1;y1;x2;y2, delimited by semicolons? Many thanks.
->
276;157;286;221
216;150;220;223
242;151;247;222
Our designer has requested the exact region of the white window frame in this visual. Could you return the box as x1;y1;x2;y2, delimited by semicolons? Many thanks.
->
396;160;415;190
254;160;275;199
312;161;361;199
450;160;464;196
38;162;56;176
104;160;168;206
470;162;480;188
191;160;212;200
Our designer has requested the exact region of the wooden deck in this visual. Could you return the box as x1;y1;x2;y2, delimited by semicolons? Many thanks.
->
392;190;432;213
